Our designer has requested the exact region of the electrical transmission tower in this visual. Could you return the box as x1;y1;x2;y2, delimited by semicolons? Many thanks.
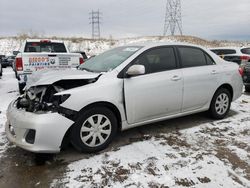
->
163;0;183;36
89;10;101;39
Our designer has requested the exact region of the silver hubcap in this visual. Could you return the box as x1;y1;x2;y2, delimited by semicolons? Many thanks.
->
80;114;112;147
215;93;229;115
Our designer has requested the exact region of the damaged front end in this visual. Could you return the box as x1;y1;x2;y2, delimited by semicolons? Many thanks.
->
16;78;98;120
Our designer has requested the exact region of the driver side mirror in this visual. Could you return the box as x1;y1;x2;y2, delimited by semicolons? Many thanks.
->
126;65;145;77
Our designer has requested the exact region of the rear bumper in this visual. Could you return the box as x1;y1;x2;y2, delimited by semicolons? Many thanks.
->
5;100;74;153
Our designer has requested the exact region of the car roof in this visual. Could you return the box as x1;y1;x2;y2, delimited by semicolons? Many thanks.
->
125;42;206;49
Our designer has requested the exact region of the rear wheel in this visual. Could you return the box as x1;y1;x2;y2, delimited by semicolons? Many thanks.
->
71;107;118;153
209;88;231;119
245;85;250;92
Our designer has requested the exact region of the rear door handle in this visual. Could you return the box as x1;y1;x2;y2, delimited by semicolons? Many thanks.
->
171;75;181;81
211;70;218;74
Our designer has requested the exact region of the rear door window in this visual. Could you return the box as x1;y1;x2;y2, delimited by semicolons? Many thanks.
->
24;42;67;53
241;48;250;55
178;47;207;68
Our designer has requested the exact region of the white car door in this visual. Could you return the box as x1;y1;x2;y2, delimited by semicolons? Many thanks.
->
178;46;220;112
124;47;183;124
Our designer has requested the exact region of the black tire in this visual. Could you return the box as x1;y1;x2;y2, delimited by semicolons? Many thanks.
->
245;85;250;92
18;83;26;94
70;106;118;153
209;88;232;119
15;71;18;79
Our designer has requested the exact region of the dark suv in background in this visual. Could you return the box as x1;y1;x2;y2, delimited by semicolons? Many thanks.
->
0;58;2;78
1;55;14;68
210;47;250;92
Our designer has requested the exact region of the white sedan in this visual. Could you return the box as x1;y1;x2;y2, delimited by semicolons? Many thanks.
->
5;43;243;153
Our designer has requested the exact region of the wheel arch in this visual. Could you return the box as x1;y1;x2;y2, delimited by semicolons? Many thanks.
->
214;83;234;100
76;101;122;131
209;83;234;109
60;101;122;150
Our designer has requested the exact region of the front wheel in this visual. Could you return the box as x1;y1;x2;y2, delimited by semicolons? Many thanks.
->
71;107;118;153
209;88;231;119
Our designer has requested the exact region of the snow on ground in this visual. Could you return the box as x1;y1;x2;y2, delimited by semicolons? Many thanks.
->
0;68;19;156
51;94;250;187
0;38;112;56
1;36;248;57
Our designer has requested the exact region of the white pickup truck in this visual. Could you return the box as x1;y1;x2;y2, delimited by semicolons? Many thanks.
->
15;39;84;93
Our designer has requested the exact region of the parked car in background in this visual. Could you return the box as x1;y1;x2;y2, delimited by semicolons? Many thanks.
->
211;47;250;92
72;51;88;61
7;55;16;68
1;56;13;68
0;54;5;61
6;43;243;153
15;39;84;93
0;58;2;78
11;51;19;78
210;47;250;65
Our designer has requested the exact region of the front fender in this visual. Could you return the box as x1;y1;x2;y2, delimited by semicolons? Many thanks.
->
59;77;126;122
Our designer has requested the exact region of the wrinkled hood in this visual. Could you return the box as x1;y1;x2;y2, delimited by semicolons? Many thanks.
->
26;69;101;89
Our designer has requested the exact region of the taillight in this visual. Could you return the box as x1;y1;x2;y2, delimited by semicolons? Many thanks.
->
16;57;23;71
238;67;244;76
40;39;51;43
240;56;250;61
79;57;84;64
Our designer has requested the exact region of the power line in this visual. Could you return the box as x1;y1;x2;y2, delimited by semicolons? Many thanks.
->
89;10;102;39
163;0;183;36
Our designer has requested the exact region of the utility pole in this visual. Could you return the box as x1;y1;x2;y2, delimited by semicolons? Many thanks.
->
89;10;102;39
163;0;183;36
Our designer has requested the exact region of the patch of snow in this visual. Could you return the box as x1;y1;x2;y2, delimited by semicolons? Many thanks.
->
52;93;250;187
0;68;19;156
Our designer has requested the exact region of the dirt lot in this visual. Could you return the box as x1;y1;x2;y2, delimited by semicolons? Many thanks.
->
0;68;249;188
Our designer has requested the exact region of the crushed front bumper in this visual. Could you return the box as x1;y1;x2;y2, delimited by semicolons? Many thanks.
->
5;100;74;153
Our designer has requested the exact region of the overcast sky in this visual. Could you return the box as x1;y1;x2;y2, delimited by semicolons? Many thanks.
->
0;0;250;40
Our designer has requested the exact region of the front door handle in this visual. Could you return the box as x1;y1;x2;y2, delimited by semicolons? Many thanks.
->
171;75;181;81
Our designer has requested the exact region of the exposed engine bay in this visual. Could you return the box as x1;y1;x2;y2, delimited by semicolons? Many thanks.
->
16;78;98;113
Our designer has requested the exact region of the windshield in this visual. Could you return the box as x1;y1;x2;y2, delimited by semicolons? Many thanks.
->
79;46;142;72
